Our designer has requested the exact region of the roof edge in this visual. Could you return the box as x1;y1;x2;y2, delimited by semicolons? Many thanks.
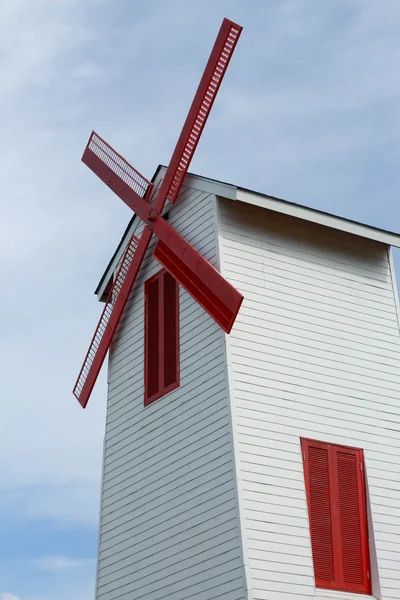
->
236;188;400;248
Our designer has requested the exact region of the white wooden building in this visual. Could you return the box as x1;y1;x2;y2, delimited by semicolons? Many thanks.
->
93;167;400;600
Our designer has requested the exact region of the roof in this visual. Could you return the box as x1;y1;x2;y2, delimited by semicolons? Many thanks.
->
95;166;400;298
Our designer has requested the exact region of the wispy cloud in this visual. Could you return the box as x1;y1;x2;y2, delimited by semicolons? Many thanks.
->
0;554;96;600
29;555;95;573
0;0;94;97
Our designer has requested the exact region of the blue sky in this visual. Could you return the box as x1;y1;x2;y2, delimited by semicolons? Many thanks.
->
1;1;400;598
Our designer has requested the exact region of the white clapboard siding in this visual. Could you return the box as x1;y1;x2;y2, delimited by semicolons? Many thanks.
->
218;197;400;600
95;182;246;600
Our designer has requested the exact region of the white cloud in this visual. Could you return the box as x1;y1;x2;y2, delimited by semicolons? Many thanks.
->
0;0;110;528
0;0;91;97
30;556;95;573
0;555;96;600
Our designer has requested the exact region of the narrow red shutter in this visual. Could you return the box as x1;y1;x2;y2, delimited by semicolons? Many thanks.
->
145;277;160;401
163;271;179;389
334;447;371;594
302;440;336;588
145;269;180;405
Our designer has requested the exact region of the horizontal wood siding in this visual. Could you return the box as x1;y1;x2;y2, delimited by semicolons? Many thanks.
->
95;185;246;600
219;198;400;600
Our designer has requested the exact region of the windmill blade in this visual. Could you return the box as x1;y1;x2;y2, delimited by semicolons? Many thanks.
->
82;131;153;222
154;18;242;211
73;227;152;408
153;217;243;333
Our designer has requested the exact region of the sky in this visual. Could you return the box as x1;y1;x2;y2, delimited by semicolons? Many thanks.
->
1;0;400;598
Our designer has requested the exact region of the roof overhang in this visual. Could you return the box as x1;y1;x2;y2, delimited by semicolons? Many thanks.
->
94;168;400;300
236;187;400;248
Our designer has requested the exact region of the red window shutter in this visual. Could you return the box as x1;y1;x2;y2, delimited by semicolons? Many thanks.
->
302;440;336;588
144;269;180;405
163;271;179;389
145;277;160;401
302;439;371;595
334;447;371;594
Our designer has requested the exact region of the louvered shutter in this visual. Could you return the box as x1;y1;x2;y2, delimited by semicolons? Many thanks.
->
334;447;371;594
145;269;180;405
145;277;160;402
163;271;179;390
302;439;371;595
302;440;336;588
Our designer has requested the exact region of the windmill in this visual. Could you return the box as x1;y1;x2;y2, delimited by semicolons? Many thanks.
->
73;18;244;408
70;16;400;599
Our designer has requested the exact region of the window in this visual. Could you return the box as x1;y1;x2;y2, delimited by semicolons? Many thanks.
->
144;269;179;405
301;439;371;595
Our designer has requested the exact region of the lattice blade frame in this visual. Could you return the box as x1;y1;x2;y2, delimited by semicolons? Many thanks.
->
153;217;243;333
154;19;242;211
82;132;153;221
73;228;152;407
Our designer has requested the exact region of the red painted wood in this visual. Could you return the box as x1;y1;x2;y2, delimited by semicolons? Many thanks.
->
334;447;371;594
82;133;153;222
301;439;337;589
152;217;243;333
302;439;371;595
153;19;242;211
73;227;153;408
145;276;160;401
163;271;179;390
144;269;180;406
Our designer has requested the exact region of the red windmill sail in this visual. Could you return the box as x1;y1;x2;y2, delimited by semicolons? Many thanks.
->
73;18;243;408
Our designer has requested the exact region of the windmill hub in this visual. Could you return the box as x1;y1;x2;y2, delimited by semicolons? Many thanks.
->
148;207;158;224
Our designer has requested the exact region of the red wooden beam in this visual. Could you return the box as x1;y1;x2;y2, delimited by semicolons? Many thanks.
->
82;132;153;222
152;217;243;333
154;19;242;212
73;227;153;408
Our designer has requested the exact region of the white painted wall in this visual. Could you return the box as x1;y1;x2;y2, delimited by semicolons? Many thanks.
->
218;197;400;600
94;178;247;600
